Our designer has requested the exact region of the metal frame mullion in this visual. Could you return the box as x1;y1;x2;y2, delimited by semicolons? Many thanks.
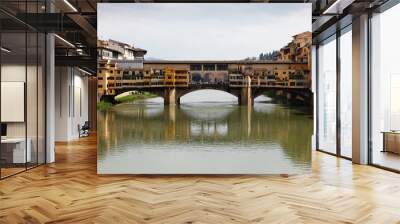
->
367;10;374;165
316;44;320;151
37;0;39;168
0;23;2;179
24;0;28;171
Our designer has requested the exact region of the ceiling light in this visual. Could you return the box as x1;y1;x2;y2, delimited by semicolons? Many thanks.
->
323;0;355;15
78;67;93;76
323;0;341;14
76;49;84;55
63;0;78;12
54;34;75;48
1;47;11;53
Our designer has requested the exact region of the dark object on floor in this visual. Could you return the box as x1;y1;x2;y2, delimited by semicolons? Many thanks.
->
79;121;90;138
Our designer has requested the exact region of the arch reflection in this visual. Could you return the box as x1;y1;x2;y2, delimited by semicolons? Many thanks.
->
98;99;312;166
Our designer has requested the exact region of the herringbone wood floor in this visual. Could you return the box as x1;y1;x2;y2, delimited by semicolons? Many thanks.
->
1;135;400;224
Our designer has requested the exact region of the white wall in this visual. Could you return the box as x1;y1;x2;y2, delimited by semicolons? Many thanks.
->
1;64;41;138
1;64;26;138
1;62;47;164
55;66;69;141
55;66;89;141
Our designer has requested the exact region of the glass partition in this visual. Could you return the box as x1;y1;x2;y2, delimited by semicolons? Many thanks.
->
27;31;38;169
0;2;46;179
1;31;28;177
370;3;400;171
339;26;352;158
317;35;337;154
38;32;46;165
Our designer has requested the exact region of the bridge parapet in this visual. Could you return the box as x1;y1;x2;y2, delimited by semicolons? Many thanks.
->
110;76;310;92
98;60;311;98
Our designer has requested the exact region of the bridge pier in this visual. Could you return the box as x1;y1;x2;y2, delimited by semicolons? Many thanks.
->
238;76;254;106
163;88;179;105
239;87;254;106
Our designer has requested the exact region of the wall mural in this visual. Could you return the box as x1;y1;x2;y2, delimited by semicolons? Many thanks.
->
97;3;312;174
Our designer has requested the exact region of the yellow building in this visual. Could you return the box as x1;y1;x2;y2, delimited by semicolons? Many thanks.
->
278;31;311;63
98;59;309;96
97;60;123;96
164;68;190;87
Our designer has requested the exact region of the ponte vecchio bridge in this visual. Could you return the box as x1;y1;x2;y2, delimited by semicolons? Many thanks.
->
97;60;311;105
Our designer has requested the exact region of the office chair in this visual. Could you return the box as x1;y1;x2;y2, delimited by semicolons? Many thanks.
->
79;121;90;138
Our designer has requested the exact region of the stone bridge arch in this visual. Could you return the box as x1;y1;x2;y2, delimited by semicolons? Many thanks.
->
175;87;241;104
171;85;257;105
115;86;251;105
252;87;312;105
113;85;311;106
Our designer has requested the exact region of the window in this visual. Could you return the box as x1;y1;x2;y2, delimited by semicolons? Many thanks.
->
339;26;352;158
190;64;202;71
370;4;400;171
216;64;228;71
203;64;215;71
317;35;337;154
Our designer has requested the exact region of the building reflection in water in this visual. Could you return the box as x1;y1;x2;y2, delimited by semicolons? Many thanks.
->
190;121;228;136
97;96;313;174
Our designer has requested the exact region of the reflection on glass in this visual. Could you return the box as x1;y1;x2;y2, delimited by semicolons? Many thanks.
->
1;32;27;177
0;1;46;178
98;95;313;174
340;28;352;158
27;32;38;169
371;4;400;171
37;32;46;165
318;36;337;154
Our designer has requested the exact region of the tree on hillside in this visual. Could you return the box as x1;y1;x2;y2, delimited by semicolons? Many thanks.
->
258;50;280;61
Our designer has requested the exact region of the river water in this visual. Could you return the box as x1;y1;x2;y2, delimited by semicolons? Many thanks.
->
97;90;313;174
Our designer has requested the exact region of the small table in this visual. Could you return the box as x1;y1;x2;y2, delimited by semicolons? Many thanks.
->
381;131;400;154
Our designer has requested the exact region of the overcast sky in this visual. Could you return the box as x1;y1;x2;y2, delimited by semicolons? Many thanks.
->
98;4;311;60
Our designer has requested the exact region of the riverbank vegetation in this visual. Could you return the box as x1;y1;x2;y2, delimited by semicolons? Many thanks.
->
262;90;312;109
97;91;157;111
115;91;156;103
97;101;113;111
